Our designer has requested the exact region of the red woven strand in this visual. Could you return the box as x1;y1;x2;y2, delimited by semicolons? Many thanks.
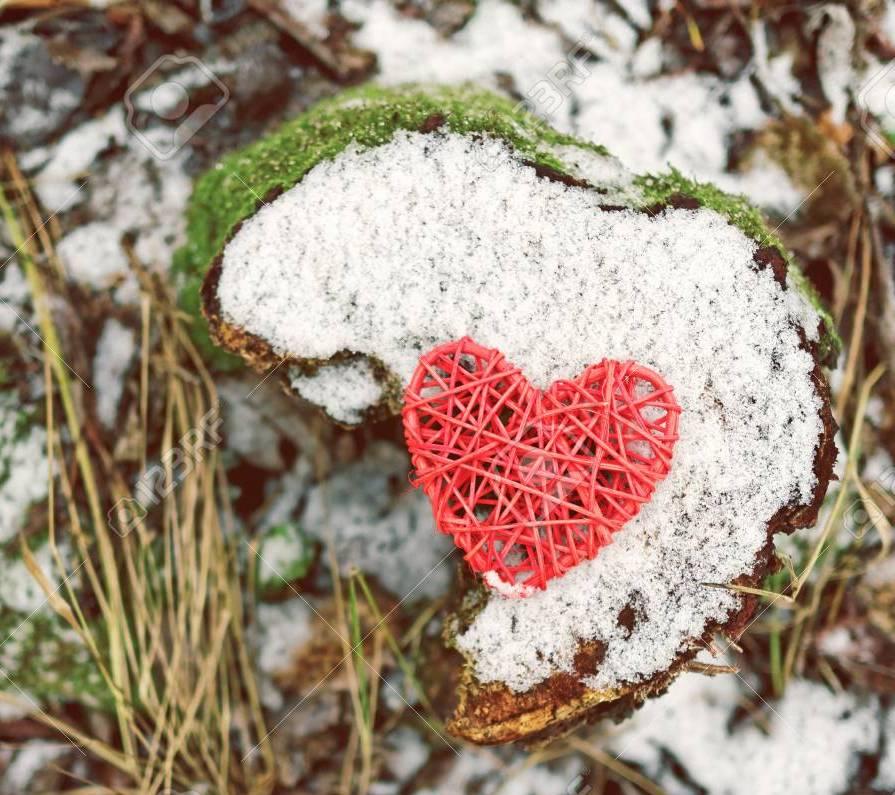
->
402;337;681;595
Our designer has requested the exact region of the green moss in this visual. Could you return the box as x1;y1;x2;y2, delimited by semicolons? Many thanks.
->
255;522;316;597
0;537;113;709
0;609;112;709
176;83;840;368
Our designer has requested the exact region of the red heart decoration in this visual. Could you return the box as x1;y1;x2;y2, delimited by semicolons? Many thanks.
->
402;338;681;596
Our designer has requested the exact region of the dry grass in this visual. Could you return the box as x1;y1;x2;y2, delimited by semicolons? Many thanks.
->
743;204;895;696
0;152;275;795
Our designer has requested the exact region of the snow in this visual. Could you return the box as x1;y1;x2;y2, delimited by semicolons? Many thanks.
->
255;598;314;675
0;740;68;794
0;266;29;332
215;131;825;693
57;222;129;289
299;442;454;599
0;27;81;142
0;544;61;615
257;460;315;536
717;151;806;218
877;705;895;791
863;553;895;588
344;0;584;125
93;319;135;428
218;378;290;471
27;105;191;288
816;626;859;658
547;142;638;202
28;108;126;212
751;20;802;114
291;359;383;424
0;696;30;722
809;5;856;125
0;394;48;544
856;53;895;138
344;0;806;215
538;0;640;66
383;726;430;784
571;66;804;211
256;525;309;585
611;673;884;795
410;746;586;795
282;0;330;38
87;144;193;273
883;0;895;45
254;598;314;709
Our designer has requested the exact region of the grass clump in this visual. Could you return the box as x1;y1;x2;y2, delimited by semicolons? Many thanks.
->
0;151;276;795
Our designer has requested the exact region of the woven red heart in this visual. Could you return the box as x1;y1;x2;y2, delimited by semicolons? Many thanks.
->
402;338;681;595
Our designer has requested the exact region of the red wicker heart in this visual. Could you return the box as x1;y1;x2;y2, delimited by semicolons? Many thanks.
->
402;338;681;595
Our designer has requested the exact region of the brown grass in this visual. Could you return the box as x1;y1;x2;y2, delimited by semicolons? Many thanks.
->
0;151;275;795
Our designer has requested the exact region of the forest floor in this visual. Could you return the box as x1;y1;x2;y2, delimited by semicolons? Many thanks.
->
1;1;895;793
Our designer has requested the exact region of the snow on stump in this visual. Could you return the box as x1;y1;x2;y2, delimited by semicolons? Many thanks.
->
180;84;840;743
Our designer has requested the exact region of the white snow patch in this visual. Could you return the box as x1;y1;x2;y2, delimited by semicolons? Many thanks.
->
29;108;126;212
57;222;128;289
538;0;639;65
0;696;31;722
344;0;577;125
255;599;314;675
863;553;895;588
751;20;802;113
282;0;330;39
816;625;857;658
259;459;315;532
0;266;29;332
26;107;191;289
218;379;289;471
572;66;804;213
877;704;895;791
809;5;856;125
253;598;314;709
547;143;640;203
0;544;61;615
716;151;806;218
1;740;68;794
855;53;895;138
93;319;135;428
299;442;454;599
346;0;805;214
88;141;193;272
0;27;81;142
291;359;383;424
611;673;883;795
883;0;895;47
412;748;586;795
215;131;824;692
383;726;430;784
0;395;48;544
483;571;536;599
257;527;308;584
